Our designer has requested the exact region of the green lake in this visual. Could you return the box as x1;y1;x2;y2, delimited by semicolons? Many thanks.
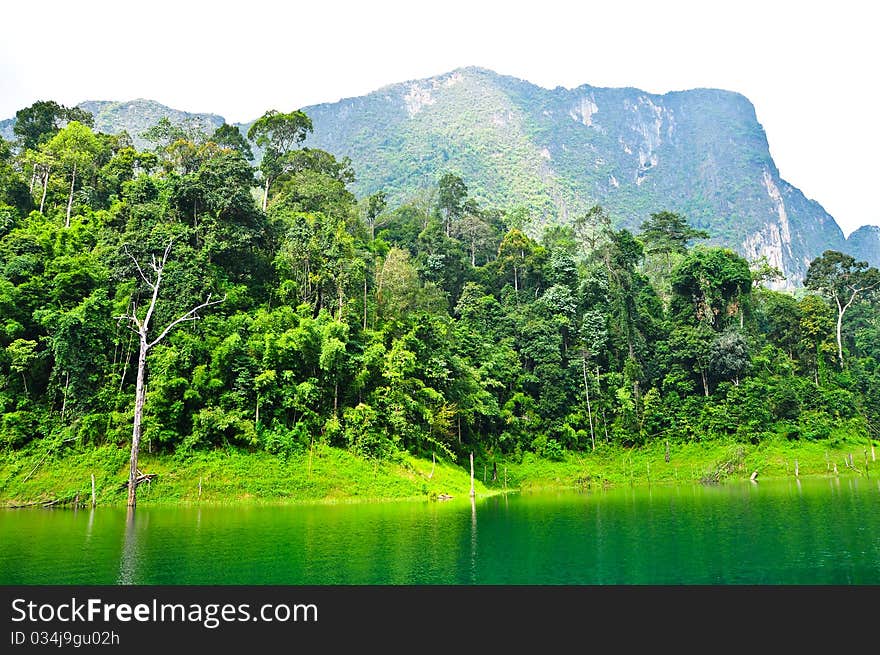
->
2;477;879;584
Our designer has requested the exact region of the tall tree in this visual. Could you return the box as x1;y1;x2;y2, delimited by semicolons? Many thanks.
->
573;204;612;257
211;123;254;160
804;250;880;366
437;173;467;238
247;109;313;211
639;210;709;260
670;247;752;331
117;240;223;507
363;191;387;240
45;121;99;226
14;100;93;150
639;210;708;301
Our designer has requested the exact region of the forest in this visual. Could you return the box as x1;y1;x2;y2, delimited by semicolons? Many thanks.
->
1;101;879;499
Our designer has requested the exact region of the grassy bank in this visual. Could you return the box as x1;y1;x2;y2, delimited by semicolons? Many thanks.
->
0;444;488;506
499;433;878;491
1;433;877;507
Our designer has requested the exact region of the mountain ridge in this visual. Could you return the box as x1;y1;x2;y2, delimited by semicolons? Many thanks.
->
295;66;857;284
2;67;878;278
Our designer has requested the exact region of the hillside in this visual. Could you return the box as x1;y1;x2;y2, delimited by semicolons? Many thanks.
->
845;225;880;267
78;99;225;151
300;67;846;287
3;67;874;285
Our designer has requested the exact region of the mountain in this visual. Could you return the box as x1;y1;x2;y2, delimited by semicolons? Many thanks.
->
300;67;847;287
78;100;225;151
845;225;880;268
0;118;14;142
0;100;225;150
3;67;873;285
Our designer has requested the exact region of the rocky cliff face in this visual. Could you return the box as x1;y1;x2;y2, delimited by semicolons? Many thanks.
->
301;67;847;287
845;225;880;268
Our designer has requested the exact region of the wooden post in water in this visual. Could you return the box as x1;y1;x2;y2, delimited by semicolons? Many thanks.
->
504;466;507;490
198;476;202;500
90;474;96;508
794;460;799;478
483;465;486;484
872;444;876;462
665;440;670;463
429;452;435;479
469;452;475;498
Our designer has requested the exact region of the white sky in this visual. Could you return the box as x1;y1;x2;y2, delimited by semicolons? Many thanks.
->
2;0;876;235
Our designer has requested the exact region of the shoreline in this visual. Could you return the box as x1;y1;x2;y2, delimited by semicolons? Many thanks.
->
1;434;875;508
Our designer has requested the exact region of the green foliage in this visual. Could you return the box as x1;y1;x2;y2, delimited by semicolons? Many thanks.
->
14;101;94;150
0;96;877;503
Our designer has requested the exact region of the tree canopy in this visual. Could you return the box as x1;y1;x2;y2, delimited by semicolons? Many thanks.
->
0;101;877;475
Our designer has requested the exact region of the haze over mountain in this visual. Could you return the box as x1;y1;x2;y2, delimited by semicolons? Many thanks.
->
3;67;877;282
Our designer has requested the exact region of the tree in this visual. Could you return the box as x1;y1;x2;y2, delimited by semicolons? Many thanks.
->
573;204;612;257
437;173;467;237
14;100;93;150
710;329;750;386
798;295;834;384
454;201;496;267
117;240;224;507
375;247;444;325
599;228;644;359
639;210;708;302
670;247;752;330
44;121;99;226
247;109;313;211
270;148;355;216
363;191;386;240
8;338;38;395
579;309;607;450
804;250;880;366
639;211;708;260
749;255;785;289
497;229;540;294
669;324;714;396
211;123;253;160
0;139;31;216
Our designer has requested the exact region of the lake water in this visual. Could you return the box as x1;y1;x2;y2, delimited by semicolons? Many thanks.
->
2;477;879;584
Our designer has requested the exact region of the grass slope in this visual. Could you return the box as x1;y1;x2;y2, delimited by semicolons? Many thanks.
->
0;444;486;506
2;433;876;507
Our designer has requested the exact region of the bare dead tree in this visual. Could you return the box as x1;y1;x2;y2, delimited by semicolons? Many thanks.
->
117;239;224;508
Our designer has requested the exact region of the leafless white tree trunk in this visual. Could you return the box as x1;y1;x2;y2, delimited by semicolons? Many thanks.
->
39;166;50;213
65;161;76;228
117;240;224;508
581;355;595;451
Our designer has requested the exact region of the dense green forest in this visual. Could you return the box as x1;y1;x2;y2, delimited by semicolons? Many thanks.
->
1;101;878;497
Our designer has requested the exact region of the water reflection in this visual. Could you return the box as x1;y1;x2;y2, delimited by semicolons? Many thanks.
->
117;507;141;584
85;507;95;542
469;496;477;584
